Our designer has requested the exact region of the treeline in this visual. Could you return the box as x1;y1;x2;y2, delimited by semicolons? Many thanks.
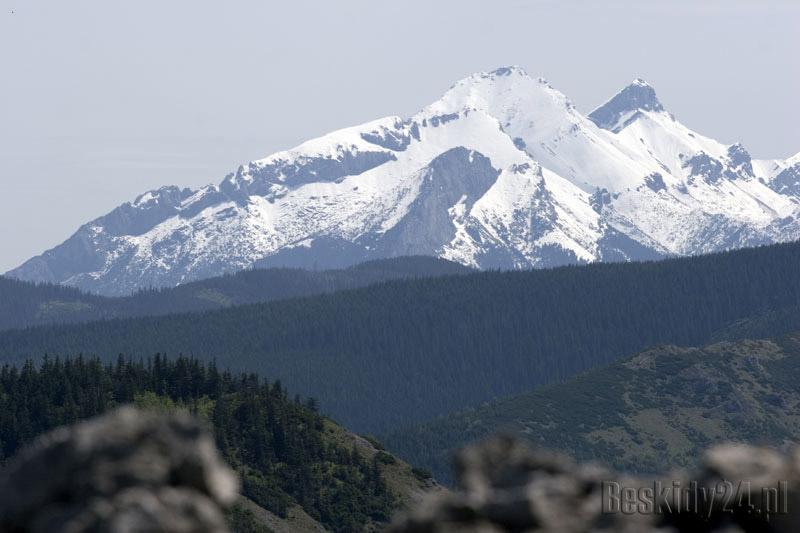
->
0;256;470;332
2;242;800;435
0;355;395;532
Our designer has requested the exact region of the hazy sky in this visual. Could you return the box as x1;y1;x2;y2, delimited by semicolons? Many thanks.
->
1;0;798;272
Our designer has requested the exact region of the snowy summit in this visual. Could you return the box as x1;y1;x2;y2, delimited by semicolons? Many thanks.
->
8;67;800;295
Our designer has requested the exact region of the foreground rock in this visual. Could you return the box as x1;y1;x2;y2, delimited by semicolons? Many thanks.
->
391;435;800;533
0;407;239;533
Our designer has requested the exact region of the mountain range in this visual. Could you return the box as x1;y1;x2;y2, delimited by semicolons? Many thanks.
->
7;67;800;295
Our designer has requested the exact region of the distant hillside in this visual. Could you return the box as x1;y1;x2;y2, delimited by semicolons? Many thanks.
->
2;241;800;436
0;256;470;331
0;356;439;533
385;334;800;484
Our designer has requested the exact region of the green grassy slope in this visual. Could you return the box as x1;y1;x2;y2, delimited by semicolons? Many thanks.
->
385;334;800;483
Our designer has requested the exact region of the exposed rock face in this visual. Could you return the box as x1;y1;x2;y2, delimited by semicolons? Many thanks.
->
391;436;800;533
588;78;664;132
0;407;239;533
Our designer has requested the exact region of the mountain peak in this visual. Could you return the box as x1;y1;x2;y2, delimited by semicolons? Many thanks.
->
588;79;664;132
454;65;534;88
478;66;555;88
618;78;662;109
488;65;528;77
428;66;568;119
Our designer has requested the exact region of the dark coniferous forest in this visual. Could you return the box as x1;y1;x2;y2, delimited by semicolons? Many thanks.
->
0;256;470;332
2;242;800;435
0;355;397;533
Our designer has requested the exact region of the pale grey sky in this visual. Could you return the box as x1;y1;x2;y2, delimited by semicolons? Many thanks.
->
1;0;798;272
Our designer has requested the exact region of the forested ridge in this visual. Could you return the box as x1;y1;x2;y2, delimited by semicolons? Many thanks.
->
0;256;470;331
2;241;800;435
386;333;800;484
0;355;424;532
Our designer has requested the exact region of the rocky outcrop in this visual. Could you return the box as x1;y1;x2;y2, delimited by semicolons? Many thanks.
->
391;436;800;533
0;407;239;533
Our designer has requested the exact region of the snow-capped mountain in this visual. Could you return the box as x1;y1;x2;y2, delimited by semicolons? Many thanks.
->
8;66;800;295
